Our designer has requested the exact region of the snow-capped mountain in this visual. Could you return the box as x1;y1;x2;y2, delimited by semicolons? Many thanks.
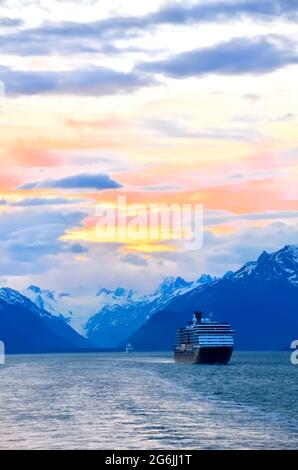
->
128;245;298;351
96;286;139;305
85;274;214;347
23;285;101;335
0;287;91;353
0;287;35;308
24;285;73;322
1;244;296;353
232;245;298;285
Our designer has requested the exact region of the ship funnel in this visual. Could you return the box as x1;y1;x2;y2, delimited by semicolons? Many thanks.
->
194;311;202;323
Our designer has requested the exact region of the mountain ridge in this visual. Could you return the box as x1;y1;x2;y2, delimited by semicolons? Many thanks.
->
1;245;297;352
127;245;298;351
0;287;93;353
85;274;215;347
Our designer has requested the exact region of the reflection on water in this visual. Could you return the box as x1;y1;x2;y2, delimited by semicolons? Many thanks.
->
0;352;297;449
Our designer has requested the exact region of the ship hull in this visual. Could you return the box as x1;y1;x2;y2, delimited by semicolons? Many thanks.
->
174;346;233;365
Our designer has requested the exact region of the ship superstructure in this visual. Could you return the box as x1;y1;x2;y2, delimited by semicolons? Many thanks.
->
174;311;234;364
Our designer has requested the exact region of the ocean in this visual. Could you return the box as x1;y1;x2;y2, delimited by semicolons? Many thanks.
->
0;351;297;449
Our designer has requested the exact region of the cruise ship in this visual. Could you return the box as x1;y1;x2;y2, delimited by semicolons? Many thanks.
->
174;311;234;364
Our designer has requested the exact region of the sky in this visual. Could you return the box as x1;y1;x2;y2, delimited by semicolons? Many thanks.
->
0;0;297;297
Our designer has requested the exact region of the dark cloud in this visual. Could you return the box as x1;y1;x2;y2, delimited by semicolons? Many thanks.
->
120;253;148;266
138;36;298;77
148;0;298;25
0;18;24;28
0;16;150;56
19;173;122;191
58;292;71;298
69;243;89;254
0;65;153;96
4;36;292;98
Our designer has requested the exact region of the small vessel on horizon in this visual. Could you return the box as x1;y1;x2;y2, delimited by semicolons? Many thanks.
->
125;342;134;353
174;311;234;365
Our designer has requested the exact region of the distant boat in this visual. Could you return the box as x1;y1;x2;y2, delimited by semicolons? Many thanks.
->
125;343;134;353
174;311;234;365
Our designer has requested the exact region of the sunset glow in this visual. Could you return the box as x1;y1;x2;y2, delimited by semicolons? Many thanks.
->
0;0;297;293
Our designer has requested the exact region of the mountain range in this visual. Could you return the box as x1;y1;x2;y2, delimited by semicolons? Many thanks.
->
0;288;91;353
128;245;298;351
85;274;214;347
0;245;297;353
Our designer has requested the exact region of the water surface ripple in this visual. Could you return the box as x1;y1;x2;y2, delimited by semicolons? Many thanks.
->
0;352;297;449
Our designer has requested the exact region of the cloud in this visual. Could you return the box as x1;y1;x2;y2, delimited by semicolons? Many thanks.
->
0;65;154;96
0;208;86;243
19;173;122;191
274;112;296;122
204;209;298;225
10;197;89;206
0;18;24;28
148;0;298;25
242;93;263;101
239;210;298;220
141;184;182;191
120;253;148;266
69;243;89;254
203;222;298;273
144;117;261;142
146;221;298;281
138;36;298;77
0;207;87;274
0;1;297;56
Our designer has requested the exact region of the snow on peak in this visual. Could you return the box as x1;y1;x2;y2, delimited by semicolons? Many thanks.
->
0;287;50;319
96;287;113;296
95;286;139;311
232;245;298;284
114;287;134;298
276;245;298;263
233;261;257;279
0;287;29;305
27;285;42;294
155;276;194;296
24;285;73;321
197;274;214;284
157;276;176;291
154;274;214;297
96;286;136;299
27;285;55;300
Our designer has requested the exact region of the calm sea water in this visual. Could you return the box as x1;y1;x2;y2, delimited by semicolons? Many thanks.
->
0;352;297;449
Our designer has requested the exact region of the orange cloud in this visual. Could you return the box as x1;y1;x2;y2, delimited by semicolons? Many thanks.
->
10;142;62;167
65;116;124;131
0;173;21;191
81;176;297;213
